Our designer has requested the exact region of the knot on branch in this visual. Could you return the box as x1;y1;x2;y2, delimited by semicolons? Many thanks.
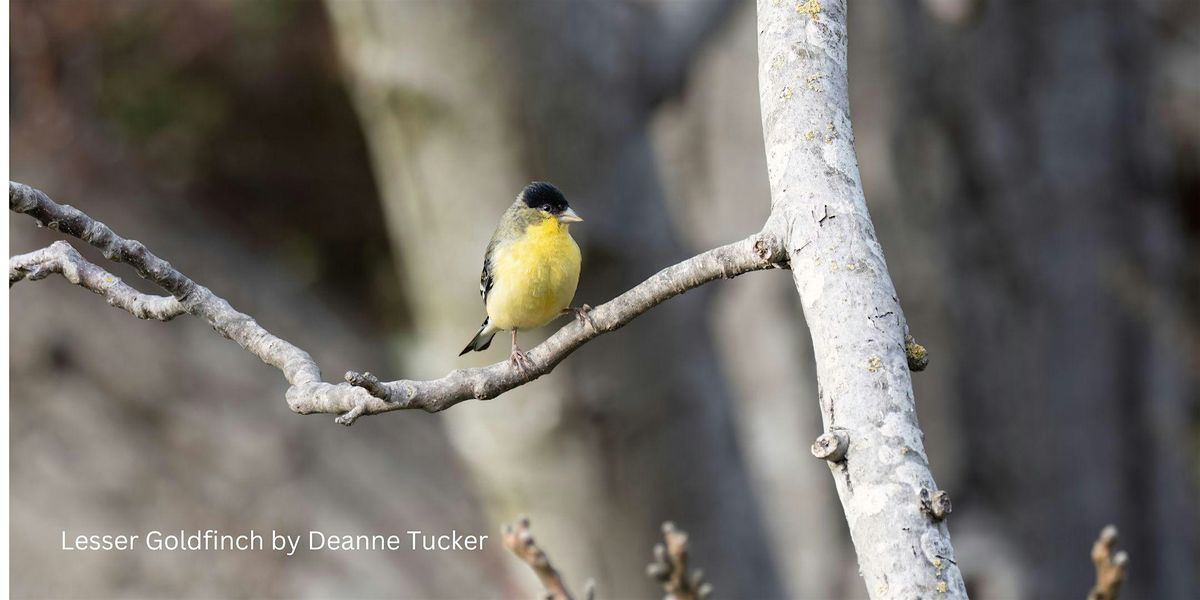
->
1088;525;1128;600
811;428;849;462
646;522;711;600
919;488;952;521
750;233;786;266
905;334;929;371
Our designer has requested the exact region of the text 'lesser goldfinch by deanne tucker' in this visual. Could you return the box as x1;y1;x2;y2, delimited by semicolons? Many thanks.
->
459;182;583;370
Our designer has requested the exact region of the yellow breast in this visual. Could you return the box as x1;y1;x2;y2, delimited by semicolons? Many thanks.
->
486;218;581;331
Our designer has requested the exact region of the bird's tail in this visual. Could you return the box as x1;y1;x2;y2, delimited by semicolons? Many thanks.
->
459;318;498;356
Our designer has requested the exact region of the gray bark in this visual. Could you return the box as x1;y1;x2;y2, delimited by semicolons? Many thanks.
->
756;1;967;597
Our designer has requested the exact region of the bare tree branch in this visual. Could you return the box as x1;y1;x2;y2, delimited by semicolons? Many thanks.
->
10;241;186;320
501;517;575;600
646;522;711;600
8;181;360;417
343;233;786;411
9;181;786;424
1088;525;1128;600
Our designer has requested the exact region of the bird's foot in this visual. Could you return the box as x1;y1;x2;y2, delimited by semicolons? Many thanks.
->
509;348;534;373
563;304;596;332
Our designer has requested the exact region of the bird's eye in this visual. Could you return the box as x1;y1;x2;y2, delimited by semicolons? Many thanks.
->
541;204;552;212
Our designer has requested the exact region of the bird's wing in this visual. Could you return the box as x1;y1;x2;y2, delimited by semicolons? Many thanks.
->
479;203;526;305
479;236;498;303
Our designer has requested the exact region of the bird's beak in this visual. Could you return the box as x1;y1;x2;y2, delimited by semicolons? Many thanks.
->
557;207;583;223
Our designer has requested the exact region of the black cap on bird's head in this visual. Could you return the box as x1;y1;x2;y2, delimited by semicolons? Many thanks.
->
519;181;582;223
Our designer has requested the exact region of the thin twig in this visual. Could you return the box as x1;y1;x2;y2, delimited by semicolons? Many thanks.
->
502;517;574;600
646;522;711;600
1088;525;1128;600
10;181;786;424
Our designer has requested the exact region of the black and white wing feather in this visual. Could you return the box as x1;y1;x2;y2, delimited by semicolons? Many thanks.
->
479;237;498;303
460;237;501;356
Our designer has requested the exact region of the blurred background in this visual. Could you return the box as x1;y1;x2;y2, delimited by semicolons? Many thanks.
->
9;1;1199;598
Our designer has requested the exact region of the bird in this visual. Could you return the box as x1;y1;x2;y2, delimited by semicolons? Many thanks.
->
459;181;584;370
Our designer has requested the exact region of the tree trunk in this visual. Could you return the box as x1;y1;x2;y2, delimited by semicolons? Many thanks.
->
652;3;853;596
756;1;967;597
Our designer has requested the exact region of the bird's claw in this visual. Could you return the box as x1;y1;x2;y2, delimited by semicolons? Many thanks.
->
509;349;534;373
564;304;596;332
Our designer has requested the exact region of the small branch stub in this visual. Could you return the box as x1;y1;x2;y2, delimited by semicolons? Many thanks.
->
811;429;849;462
344;371;392;402
1088;525;1128;600
919;488;952;522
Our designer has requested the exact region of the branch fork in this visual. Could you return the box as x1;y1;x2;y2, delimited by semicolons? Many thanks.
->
10;240;186;320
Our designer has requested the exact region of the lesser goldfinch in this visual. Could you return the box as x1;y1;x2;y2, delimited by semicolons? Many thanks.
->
459;182;583;369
